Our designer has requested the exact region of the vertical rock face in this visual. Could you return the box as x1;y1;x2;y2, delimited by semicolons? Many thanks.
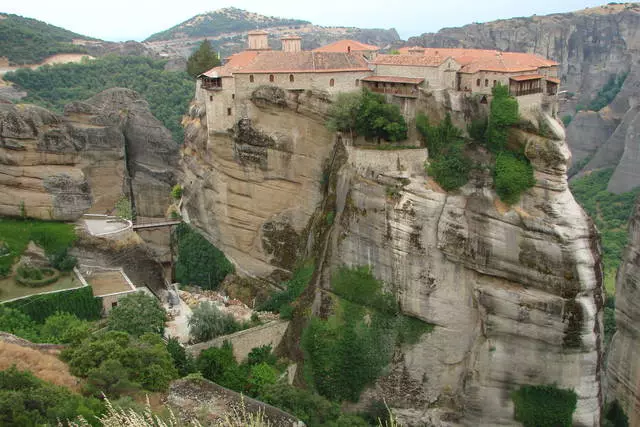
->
0;88;178;220
606;198;640;426
182;89;604;425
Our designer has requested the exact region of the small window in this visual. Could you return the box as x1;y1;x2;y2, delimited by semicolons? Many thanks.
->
269;74;274;82
209;96;213;101
493;80;497;87
232;94;235;99
330;78;335;87
355;79;359;87
249;75;254;83
111;301;118;308
289;74;294;82
485;79;489;87
476;78;481;87
347;46;351;53
227;108;232;116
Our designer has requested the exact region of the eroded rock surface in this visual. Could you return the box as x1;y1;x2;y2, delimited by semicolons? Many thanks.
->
606;198;640;426
0;88;178;220
181;88;604;425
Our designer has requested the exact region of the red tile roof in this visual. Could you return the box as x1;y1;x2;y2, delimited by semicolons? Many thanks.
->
395;47;557;73
247;30;269;35
361;75;424;84
547;77;561;84
234;51;370;74
313;39;380;53
200;51;260;78
373;54;449;67
510;74;544;81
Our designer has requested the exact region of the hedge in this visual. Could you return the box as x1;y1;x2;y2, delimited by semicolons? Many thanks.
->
14;267;60;287
4;286;102;322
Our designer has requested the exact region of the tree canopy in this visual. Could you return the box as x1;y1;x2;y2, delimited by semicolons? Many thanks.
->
186;40;221;77
107;292;166;337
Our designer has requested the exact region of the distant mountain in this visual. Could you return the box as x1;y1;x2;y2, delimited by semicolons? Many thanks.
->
145;7;310;42
0;13;95;65
143;7;400;61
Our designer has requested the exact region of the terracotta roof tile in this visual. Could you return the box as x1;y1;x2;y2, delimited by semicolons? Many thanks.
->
510;74;544;81
395;47;557;73
373;54;449;67
313;39;379;53
361;75;424;84
234;51;370;73
200;51;260;78
547;77;561;84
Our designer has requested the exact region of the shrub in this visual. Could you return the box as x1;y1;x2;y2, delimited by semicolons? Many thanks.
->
174;223;234;290
247;362;278;397
261;382;342;426
416;113;462;157
15;266;60;287
40;312;91;345
197;341;238;384
171;184;183;200
5;286;102;322
167;337;197;377
427;142;472;191
49;249;77;272
107;292;166;337
468;117;488;143
257;262;314;315
494;151;536;204
0;306;40;341
189;301;239;343
0;366;103;425
561;115;573;127
512;384;577;427
247;344;278;367
486;83;519;152
115;196;133;220
588;72;628;112
84;359;141;398
603;400;629;427
63;331;178;392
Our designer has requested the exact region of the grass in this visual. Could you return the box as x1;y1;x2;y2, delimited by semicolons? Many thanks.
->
0;218;76;272
0;273;79;302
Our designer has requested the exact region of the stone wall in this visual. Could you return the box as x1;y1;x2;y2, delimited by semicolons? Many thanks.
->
187;320;289;362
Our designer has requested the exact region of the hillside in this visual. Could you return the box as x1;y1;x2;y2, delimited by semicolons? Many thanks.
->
0;13;94;65
145;7;309;42
143;7;400;60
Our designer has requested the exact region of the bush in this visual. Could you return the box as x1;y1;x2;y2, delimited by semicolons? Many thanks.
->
257;262;314;315
588;72;628;112
63;331;178;392
416;113;462;157
189;301;240;343
494;151;536;204
0;306;40;341
5;286;102;322
427;142;472;191
511;384;577;427
197;341;240;384
171;184;183;200
468;117;488;143
174;223;234;290
261;382;342;426
247;344;278;367
485;83;519;152
561;115;573;127
15;266;60;287
247;362;278;397
107;292;166;337
603;400;629;427
0;366;103;425
84;359;141;398
49;249;77;272
167;337;197;377
115;196;133;220
327;89;407;142
40;312;91;345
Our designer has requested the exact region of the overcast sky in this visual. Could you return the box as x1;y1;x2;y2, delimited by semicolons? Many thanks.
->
3;0;606;41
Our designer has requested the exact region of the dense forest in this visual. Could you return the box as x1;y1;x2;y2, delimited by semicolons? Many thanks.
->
0;13;92;65
145;7;309;41
4;56;194;143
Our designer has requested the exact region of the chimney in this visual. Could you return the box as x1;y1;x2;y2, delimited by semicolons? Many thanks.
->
281;35;302;53
247;30;269;50
408;47;425;55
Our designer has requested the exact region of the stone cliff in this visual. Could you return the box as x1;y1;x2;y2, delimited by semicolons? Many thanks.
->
0;88;178;220
606;198;640;426
180;87;604;425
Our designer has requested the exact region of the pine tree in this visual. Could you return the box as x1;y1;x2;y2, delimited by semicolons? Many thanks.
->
186;39;221;77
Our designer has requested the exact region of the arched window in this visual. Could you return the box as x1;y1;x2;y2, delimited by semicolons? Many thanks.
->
330;78;335;87
476;78;481;86
485;79;489;87
347;46;351;53
269;74;274;82
289;74;294;82
493;80;497;87
249;75;254;83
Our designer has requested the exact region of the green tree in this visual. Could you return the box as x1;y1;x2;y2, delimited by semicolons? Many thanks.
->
356;89;407;142
84;359;141;398
107;292;166;337
189;302;239;343
40;312;91;345
186;39;221;77
247;362;278;397
166;337;196;377
485;83;519;151
326;92;362;137
494;151;536;204
0;306;39;342
197;341;238;383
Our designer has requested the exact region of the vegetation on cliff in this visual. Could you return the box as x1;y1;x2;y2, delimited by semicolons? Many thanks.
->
4;56;193;143
0;13;91;65
186;40;221;77
257;262;314;319
570;168;640;294
579;72;629;112
174;223;234;290
327;89;407;142
511;384;577;427
301;266;433;402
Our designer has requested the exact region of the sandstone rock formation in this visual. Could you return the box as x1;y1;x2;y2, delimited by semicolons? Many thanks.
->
181;88;604;425
606;198;640;426
0;88;178;220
